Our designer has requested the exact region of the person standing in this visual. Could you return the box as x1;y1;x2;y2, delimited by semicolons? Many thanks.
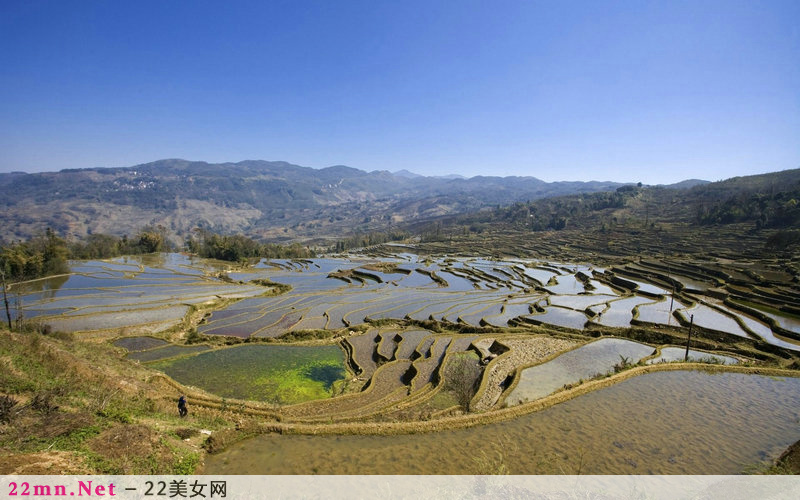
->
178;395;188;417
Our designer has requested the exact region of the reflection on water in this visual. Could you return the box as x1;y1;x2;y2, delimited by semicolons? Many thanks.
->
15;254;800;352
506;338;655;405
523;306;588;330
746;302;800;334
204;371;800;474
648;347;738;365
676;303;751;338
595;296;655;327
12;274;70;302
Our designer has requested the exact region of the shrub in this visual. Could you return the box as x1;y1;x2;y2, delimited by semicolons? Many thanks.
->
31;391;59;415
0;394;19;423
612;355;633;373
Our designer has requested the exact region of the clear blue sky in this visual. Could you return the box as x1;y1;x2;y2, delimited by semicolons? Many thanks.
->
1;0;798;183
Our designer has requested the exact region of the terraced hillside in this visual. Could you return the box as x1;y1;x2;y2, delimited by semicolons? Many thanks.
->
5;250;800;475
10;252;800;422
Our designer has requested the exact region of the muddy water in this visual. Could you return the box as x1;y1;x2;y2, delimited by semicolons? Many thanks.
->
203;371;800;474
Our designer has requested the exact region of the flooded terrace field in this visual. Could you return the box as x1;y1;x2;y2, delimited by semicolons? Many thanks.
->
15;253;800;354
10;252;800;474
204;370;800;474
12;253;267;333
193;254;800;351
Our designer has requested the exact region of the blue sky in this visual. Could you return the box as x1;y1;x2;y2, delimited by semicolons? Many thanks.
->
1;0;798;183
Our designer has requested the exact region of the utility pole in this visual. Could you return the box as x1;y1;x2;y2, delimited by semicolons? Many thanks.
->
1;269;11;330
669;282;675;324
684;314;694;361
666;260;674;326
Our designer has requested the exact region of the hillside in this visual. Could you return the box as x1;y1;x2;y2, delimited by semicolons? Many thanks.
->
0;159;629;243
397;168;800;262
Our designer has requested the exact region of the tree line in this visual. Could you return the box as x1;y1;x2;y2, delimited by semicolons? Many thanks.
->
695;189;800;228
185;229;314;262
0;226;171;282
330;230;409;252
0;224;324;286
419;188;634;240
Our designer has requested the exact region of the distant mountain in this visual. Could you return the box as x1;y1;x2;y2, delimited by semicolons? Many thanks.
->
393;169;423;179
0;158;664;243
393;169;465;180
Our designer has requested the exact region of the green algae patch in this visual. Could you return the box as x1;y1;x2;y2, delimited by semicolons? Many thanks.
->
151;345;347;405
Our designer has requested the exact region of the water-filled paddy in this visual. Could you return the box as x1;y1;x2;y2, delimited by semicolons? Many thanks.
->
745;302;800;334
436;271;477;291
676;303;751;338
648;347;738;365
151;345;347;404
483;302;533;327
635;299;680;326
545;274;585;295
625;278;669;296
13;254;266;328
45;305;190;332
127;344;211;362
595;296;655;327
521;267;557;285
16;254;800;353
548;294;615;310
459;303;503;326
113;336;169;351
204;371;800;474
506;338;655;405
523;306;588;330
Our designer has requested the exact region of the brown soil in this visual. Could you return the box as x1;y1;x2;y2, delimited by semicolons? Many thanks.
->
0;450;90;474
471;336;581;411
88;423;184;474
2;410;96;446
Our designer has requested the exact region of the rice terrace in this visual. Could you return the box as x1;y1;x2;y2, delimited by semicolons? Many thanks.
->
3;237;800;474
3;0;800;483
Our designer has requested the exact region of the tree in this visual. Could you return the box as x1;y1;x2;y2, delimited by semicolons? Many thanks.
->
0;229;69;281
134;225;169;254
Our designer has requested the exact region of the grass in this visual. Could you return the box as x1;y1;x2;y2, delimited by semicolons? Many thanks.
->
0;328;242;474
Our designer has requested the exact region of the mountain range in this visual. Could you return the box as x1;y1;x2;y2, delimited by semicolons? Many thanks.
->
1;159;704;244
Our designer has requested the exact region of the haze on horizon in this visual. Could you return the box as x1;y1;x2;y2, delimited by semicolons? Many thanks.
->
1;1;798;185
